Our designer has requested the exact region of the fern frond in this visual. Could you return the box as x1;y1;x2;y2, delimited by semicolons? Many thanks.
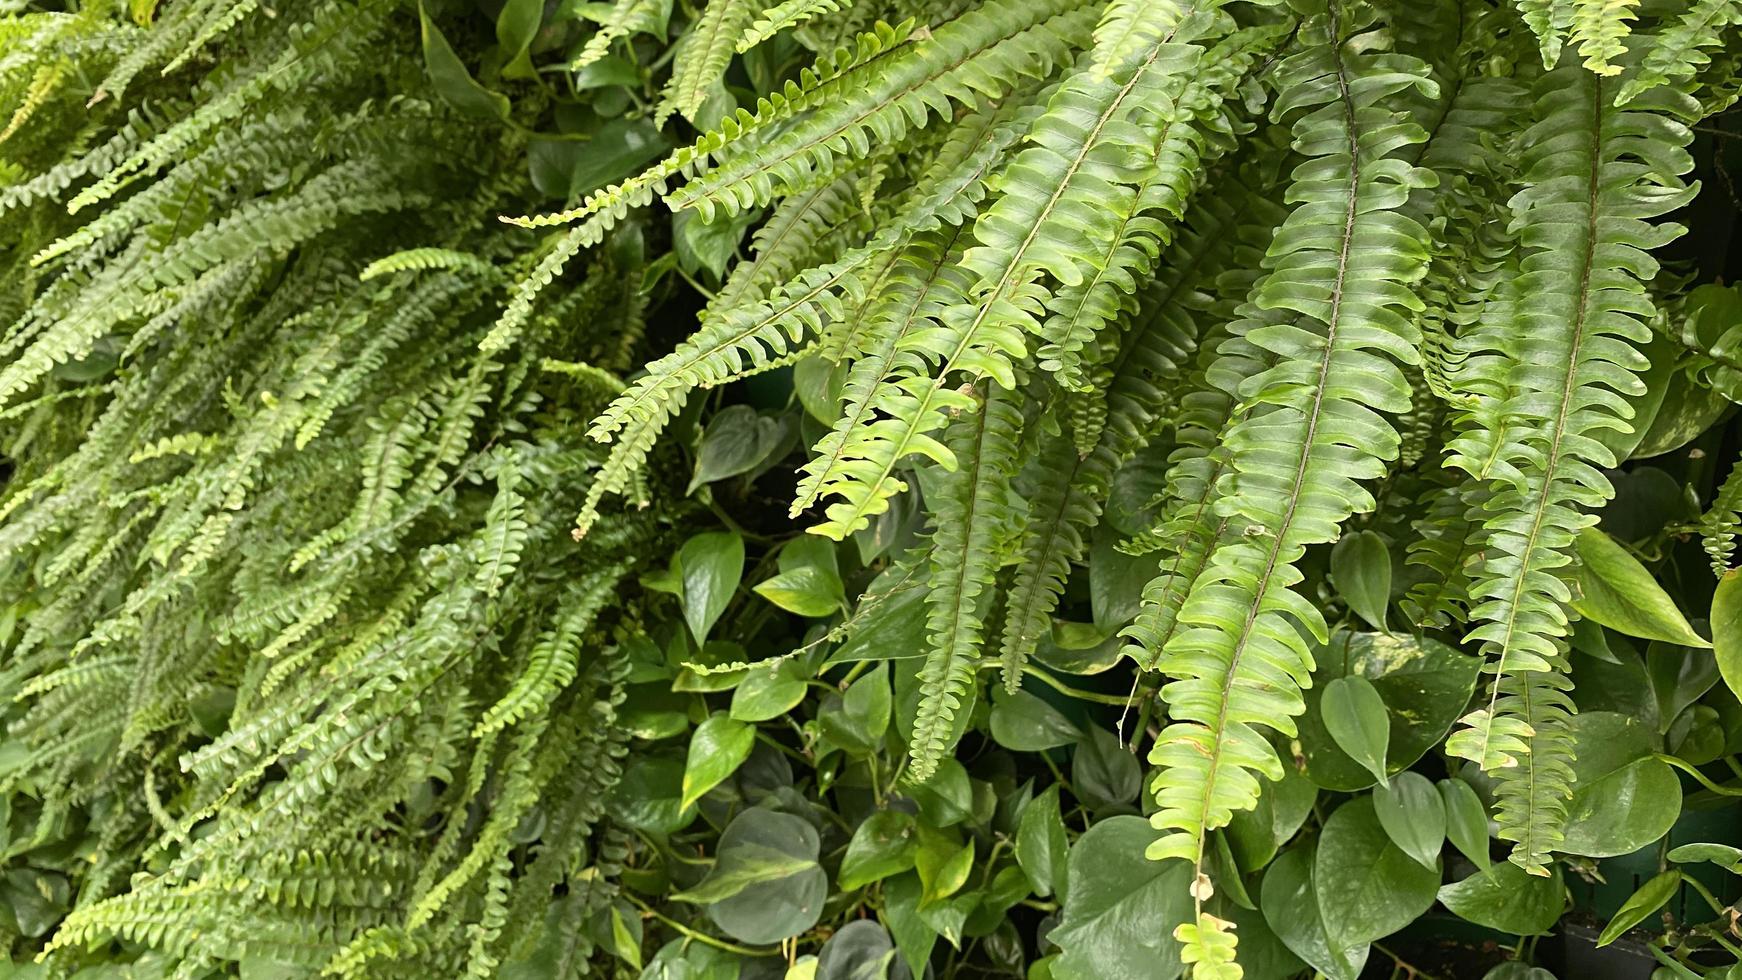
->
667;0;1098;218
660;0;757;125
908;383;1021;780
361;247;496;282
1569;0;1638;75
1443;68;1697;873
1701;452;1742;574
1616;0;1742;105
1145;6;1437;948
737;0;855;52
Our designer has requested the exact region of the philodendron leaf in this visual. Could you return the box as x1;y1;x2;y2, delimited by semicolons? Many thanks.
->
1314;797;1439;949
1571;527;1709;648
1372;772;1444;871
730;659;808;722
989;688;1079;752
680;531;744;643
1712;569;1742;703
1438;777;1492;871
693;807;827;945
1330;529;1392;632
417;0;510;120
681;712;754;810
1261;846;1368;980
1598;870;1682;946
817;663;892;756
1298;632;1480;790
690;404;787;493
1438;862;1563;936
839;809;917;890
1016;784;1069;900
1320;676;1390;787
1667;842;1742;872
1049;817;1193;980
1559;712;1682;858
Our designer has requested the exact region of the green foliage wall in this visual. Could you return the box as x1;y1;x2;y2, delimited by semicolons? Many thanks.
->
4;0;1742;977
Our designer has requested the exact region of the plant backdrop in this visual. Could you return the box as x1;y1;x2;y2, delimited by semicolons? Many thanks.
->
3;0;1742;977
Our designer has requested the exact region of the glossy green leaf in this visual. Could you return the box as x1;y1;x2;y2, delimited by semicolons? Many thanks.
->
1049;817;1193;980
1598;870;1682;946
1226;766;1317;873
1320;675;1389;788
1571;528;1709;648
696;808;827;944
1298;632;1481;790
1560;712;1682;857
1314;797;1439;949
1647;641;1721;735
1372;772;1444;871
680;531;744;643
495;0;542;77
1330;529;1392;632
1438;862;1563;936
816;920;906;980
880;874;935;980
690;404;787;493
839;809;917;891
1667;842;1742;872
417;0;510;120
914;830;973;905
905;757;973;828
989;688;1078;752
1439;776;1492;871
818;663;891;755
1071;725;1140;810
1260;846;1368;980
755;566;845;617
680;712;754;811
1712;569;1742;704
730;660;808;723
1016;785;1069;900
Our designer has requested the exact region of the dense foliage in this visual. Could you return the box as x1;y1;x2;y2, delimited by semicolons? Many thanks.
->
3;0;1742;977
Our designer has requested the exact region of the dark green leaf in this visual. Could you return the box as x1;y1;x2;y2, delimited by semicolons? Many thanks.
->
680;531;744;643
1560;712;1682;857
1016;785;1069;900
680;712;754;810
1647;641;1721;735
839;809;918;891
1320;675;1389;788
418;0;510;120
1438;862;1563;936
1260;846;1368;980
1314;797;1439;949
818;663;891;755
698;808;827;945
1667;842;1742;872
1438;776;1492;871
690;405;787;493
1330;529;1392;632
1372;772;1444;871
1049;817;1193;980
1071;725;1140;810
1298;632;1481;790
989;688;1078;752
1571;528;1709;648
1598;870;1682;946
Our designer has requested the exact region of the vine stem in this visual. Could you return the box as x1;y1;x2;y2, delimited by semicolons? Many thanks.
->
628;896;783;956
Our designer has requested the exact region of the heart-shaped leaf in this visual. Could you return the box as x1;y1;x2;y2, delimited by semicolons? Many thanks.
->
1320;675;1390;788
